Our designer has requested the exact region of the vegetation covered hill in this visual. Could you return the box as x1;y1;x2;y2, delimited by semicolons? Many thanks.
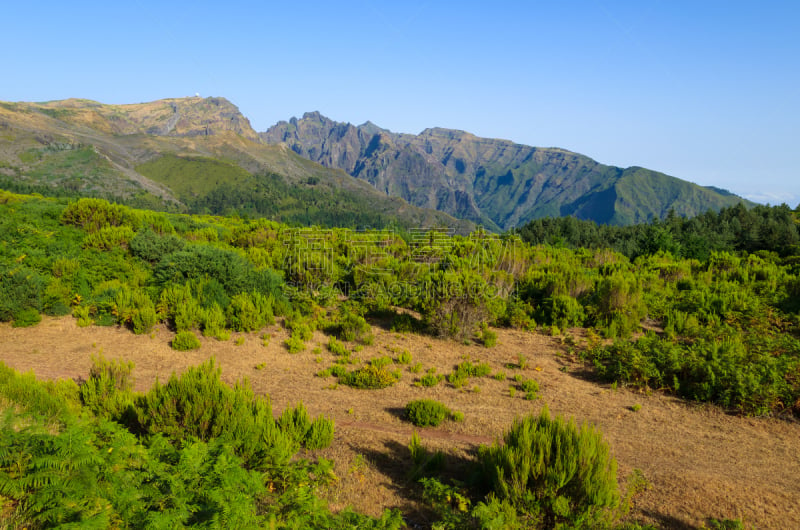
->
1;190;798;528
0;98;473;232
262;112;753;230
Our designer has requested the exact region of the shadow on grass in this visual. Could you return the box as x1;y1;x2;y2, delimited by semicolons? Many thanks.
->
638;509;702;530
348;437;482;529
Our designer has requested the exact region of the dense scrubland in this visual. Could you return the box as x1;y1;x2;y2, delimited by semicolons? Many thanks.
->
1;189;798;528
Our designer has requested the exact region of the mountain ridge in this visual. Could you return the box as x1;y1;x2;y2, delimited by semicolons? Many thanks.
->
0;96;751;231
0;97;474;232
261;111;751;229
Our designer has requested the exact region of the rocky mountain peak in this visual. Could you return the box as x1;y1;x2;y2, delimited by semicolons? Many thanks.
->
30;96;259;141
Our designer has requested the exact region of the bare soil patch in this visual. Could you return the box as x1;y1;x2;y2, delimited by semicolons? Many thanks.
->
1;316;798;529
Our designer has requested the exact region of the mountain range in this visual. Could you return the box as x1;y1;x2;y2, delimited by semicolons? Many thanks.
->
0;96;749;231
263;112;750;231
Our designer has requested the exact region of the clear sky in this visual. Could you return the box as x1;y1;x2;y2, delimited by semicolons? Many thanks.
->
2;1;798;207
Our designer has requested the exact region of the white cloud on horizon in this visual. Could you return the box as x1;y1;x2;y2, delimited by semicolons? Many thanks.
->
743;191;800;207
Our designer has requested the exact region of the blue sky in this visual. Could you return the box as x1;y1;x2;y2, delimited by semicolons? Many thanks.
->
2;1;798;207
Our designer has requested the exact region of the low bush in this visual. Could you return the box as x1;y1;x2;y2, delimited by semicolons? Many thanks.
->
520;378;539;393
201;303;229;339
278;402;335;449
172;330;201;351
12;307;41;327
227;291;274;332
340;365;397;389
419;373;442;387
477;406;619;527
408;431;445;480
284;335;306;353
405;399;452;427
338;309;374;344
448;360;492;388
134;358;297;468
73;305;94;327
583;329;800;416
327;336;350;356
397;350;413;364
370;356;393;370
79;354;135;421
305;415;336;450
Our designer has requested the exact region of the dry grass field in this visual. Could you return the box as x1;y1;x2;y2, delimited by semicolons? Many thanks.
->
1;316;798;529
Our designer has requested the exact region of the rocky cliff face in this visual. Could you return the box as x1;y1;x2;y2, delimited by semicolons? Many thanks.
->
262;113;494;227
262;113;750;229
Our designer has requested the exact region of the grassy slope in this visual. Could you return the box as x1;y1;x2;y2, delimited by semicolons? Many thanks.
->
0;99;473;232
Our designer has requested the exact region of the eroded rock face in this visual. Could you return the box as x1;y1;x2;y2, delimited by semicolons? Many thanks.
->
261;112;750;229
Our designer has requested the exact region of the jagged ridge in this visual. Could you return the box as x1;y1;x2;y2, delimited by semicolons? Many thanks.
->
262;112;751;228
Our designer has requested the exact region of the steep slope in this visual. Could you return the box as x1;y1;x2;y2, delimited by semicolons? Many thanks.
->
0;98;473;232
262;112;751;229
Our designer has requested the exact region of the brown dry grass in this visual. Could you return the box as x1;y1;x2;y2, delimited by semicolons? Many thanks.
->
1;316;798;529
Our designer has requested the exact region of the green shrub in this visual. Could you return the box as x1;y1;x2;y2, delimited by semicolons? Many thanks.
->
175;300;204;331
405;399;452;427
370;356;393;370
583;330;800;416
330;365;347;378
82;225;136;250
227;291;274;332
60;197;132;232
79;354;135;420
0;265;45;323
131;303;157;334
519;378;540;400
12;307;41;327
134;358;297;469
591;272;646;337
327;336;350;356
201;303;229;340
477;407;619;526
286;315;314;341
448;360;492;389
391;312;423;333
129;228;185;263
408;431;445;480
482;327;498;348
285;335;306;354
156;283;194;327
0;362;81;422
305;415;335;450
278;402;313;444
548;294;585;329
517;353;528;370
172;330;201;351
448;370;468;389
73;305;93;327
340;365;397;389
397;350;413;364
420;373;442;387
338;309;374;344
